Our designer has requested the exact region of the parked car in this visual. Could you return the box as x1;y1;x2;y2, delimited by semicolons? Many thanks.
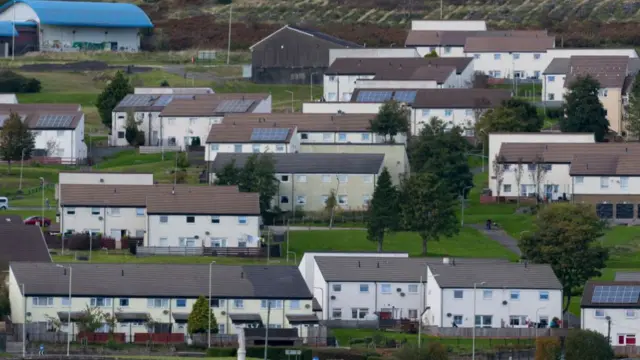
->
24;216;51;226
0;197;8;210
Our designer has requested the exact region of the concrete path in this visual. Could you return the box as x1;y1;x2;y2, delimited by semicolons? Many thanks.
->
468;224;522;257
267;225;366;232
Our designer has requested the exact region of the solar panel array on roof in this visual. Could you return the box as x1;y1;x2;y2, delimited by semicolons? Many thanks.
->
36;114;74;128
393;90;417;103
153;95;174;107
591;285;640;303
250;128;289;142
119;95;156;107
216;100;255;113
356;91;393;102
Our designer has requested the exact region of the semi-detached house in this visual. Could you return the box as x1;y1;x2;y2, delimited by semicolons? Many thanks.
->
8;262;319;337
58;184;260;248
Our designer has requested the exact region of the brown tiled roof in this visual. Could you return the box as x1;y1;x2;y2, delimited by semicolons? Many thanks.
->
498;143;640;163
405;30;548;46
372;65;455;83
581;281;640;308
207;114;374;143
564;56;630;88
160;94;269;117
0;224;51;270
0;103;81;112
207;123;295;143
464;36;555;52
412;89;511;109
326;57;472;75
570;153;640;176
59;184;258;215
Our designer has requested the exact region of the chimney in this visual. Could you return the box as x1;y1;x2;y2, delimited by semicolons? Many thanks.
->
358;261;361;268
114;188;117;193
452;258;456;266
63;268;67;275
172;186;175;195
240;272;244;279
626;147;628;152
524;260;528;268
377;262;380;268
192;95;196;100
586;163;589;169
121;270;124;276
273;122;277;127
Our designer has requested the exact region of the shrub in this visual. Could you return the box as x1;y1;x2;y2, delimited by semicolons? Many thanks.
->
536;337;561;360
0;70;41;93
206;347;237;357
565;329;614;360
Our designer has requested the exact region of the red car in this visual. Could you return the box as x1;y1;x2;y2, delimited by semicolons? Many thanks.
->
24;216;51;227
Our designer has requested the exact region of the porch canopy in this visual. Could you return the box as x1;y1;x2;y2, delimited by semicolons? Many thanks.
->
229;313;263;325
286;314;320;325
115;312;149;322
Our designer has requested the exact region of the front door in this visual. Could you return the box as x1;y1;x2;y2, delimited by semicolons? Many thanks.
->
110;229;121;241
151;131;158;145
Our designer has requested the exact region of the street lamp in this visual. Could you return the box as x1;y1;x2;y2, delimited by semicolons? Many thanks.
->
285;90;294;113
479;128;487;173
208;261;216;348
39;177;45;228
56;264;72;356
472;281;486;360
460;186;473;227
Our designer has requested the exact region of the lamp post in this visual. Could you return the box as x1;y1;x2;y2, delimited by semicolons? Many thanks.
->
21;283;25;357
39;177;45;228
19;148;25;191
472;281;486;360
285;90;294;113
208;261;216;348
460;186;472;227
479;128;487;173
310;74;315;101
56;264;72;356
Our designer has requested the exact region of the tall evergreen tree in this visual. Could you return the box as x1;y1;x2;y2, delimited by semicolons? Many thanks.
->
370;100;409;143
187;296;218;334
366;168;398;252
96;71;133;129
561;75;609;142
0;111;34;174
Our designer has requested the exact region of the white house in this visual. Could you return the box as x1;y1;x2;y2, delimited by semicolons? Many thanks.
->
426;262;562;328
0;0;152;52
329;48;419;66
302;102;382;114
487;132;595;197
58;184;260;248
581;280;640;346
8;262;319;337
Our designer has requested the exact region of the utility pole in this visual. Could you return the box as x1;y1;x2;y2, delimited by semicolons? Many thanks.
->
329;176;340;229
11;0;15;61
19;148;25;190
606;316;612;344
226;5;232;65
263;301;271;360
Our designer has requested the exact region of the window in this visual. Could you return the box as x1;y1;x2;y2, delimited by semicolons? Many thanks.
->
548;75;555;82
475;315;493;328
381;284;391;294
351;308;369;319
280;175;289;182
408;284;419;294
135;229;145;238
422;109;430;117
621;177;629;191
211;216;220;224
338;133;347;141
534;53;541;60
453;315;463;325
332;284;342;292
510;290;520;300
238;240;247;248
323;133;332;142
600;177;609;189
61;297;71;307
66;208;75;215
176;299;187;308
619;334;636;345
118;131;125;139
252;144;260;153
218;324;226;334
444;46;451;54
539;291;549;301
321;195;329;204
599;89;608;97
148;298;169;308
503;184;512;193
160;215;168;223
483;290;492;300
361;133;370;141
337;174;348;183
359;284;369;293
276;145;285;152
454;290;463;299
234;144;242;153
119;298;130;307
91;298;112;307
512;53;520;59
280;196;289;204
159;237;168;246
210;299;225;308
474;54;480;59
289;300;300;309
626;310;636;318
210;144;219;151
408;309;418;319
338;195;348;206
296;195;306;205
362;195;371;205
547;93;555;101
464;129;474;137
328;76;336;81
363;175;373;184
136;208;144;216
444;109;453;117
494;54;501;60
300;133;309;140
234;299;244;309
238;216;247;224
575;176;584;184
32;297;53;306
90;208;100;216
327;92;337;101
332;308;342;319
261;300;283;309
595;309;605;318
534;71;541;78
509;315;527;326
322;175;331;183
186;216;195;223
110;208;120;216
296;175;307;183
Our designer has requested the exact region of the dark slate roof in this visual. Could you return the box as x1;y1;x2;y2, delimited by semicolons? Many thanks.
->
543;58;570;75
465;36;555;52
429;262;562;290
326;57;471;75
569;153;640;176
314;256;511;282
412;89;512;109
10;263;312;299
0;225;51;270
0;214;22;223
581;281;640;308
287;25;361;48
210;153;385;175
498;142;640;164
615;272;640;281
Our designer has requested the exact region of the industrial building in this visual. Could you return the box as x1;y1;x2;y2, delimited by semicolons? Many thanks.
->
0;0;153;53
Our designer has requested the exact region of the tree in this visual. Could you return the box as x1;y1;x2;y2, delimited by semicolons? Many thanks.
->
45;139;59;157
0;111;34;174
625;93;640;139
514;158;524;206
561;75;609;142
409;117;473;197
325;189;338;213
400;172;458;255
160;80;170;87
370;100;409;143
475;99;543;145
502;98;544;132
96;71;133;129
492;154;506;198
366;167;399;252
565;329;614;360
519;203;609;313
176;151;190;170
76;305;105;333
125;112;142;146
424;49;438;58
535;337;561;360
214;160;241;185
187;296;218;335
529;155;548;203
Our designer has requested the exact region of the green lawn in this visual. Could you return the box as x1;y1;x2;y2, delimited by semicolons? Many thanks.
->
52;252;272;265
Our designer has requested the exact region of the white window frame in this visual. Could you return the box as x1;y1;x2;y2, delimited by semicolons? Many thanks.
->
539;291;549;301
510;290;520;300
289;300;300;309
91;208;100;216
361;133;370;141
238;216;248;225
296;195;306;205
359;284;369;293
110;208;121;216
621;177;629;191
408;284;418;294
362;175;373;184
594;309;605;318
483;290;492;300
626;310;636;318
381;284;392;294
66;208;76;215
210;144;219;151
454;290;463;299
261;300;283;309
337;174;348;183
575;176;584;184
233;299;244;309
332;308;342;319
91;297;112;307
32;297;54;307
321;175;331;183
295;175;307;183
600;177;609;189
332;284;342;292
147;298;169;309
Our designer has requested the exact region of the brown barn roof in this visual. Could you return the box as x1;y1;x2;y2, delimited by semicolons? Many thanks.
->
570;153;640;176
564;56;630;88
498;143;640;163
160;94;269;117
412;89;511;109
464;36;555;52
326;57;472;75
404;30;548;46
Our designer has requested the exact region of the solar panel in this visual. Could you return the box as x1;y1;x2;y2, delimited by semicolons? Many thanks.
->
356;91;393;103
393;90;417;103
36;114;74;128
216;100;255;113
118;95;156;107
591;285;640;303
250;128;290;142
153;95;174;106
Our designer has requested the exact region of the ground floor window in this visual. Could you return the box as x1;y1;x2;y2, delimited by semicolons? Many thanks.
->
475;315;492;328
618;334;636;345
616;203;634;219
509;315;527;327
596;203;613;219
351;308;369;319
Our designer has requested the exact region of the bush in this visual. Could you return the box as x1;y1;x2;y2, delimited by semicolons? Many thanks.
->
536;337;561;360
206;347;237;357
565;329;614;360
246;347;311;360
0;70;41;93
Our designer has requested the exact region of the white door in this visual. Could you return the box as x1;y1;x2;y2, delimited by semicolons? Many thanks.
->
110;229;121;241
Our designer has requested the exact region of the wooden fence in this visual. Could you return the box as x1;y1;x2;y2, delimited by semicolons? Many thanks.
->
138;146;181;154
136;246;265;257
424;326;570;338
614;345;640;357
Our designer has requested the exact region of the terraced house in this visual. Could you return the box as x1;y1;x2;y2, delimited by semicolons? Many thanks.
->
8;263;320;338
58;184;260;248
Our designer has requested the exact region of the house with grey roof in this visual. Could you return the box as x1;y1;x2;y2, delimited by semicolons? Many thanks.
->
209;153;385;213
8;262;318;338
426;262;562;328
308;256;510;322
0;223;51;270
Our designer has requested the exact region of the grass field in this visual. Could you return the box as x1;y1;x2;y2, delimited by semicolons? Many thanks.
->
2;50;252;65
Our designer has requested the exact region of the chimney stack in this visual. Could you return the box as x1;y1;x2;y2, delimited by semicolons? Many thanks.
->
377;262;380;268
122;270;124;276
358;261;361;268
240;271;244;279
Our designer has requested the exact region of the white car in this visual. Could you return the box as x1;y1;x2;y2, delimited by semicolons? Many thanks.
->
0;197;8;210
